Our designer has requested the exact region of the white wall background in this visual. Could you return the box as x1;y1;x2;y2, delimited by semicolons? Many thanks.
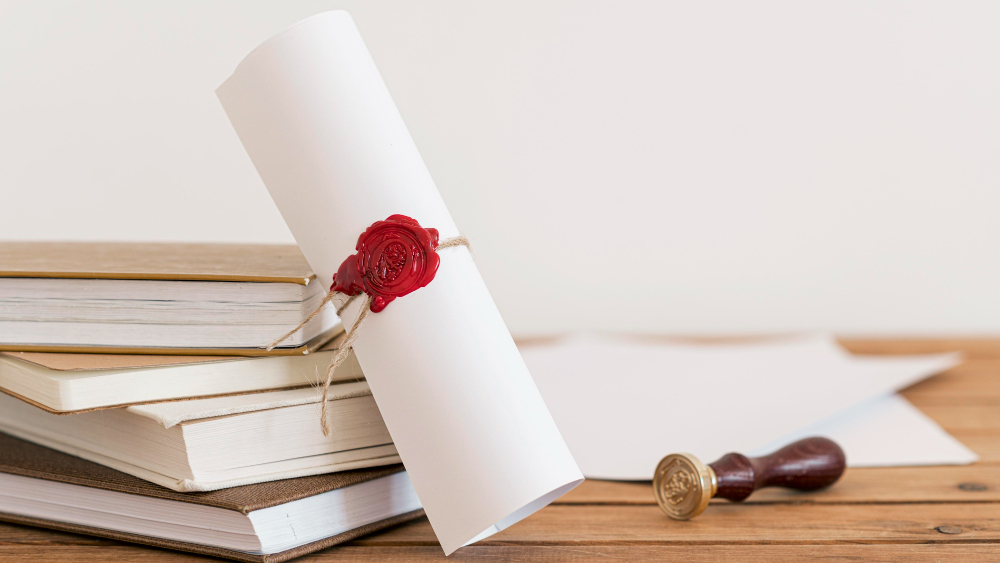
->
1;1;998;336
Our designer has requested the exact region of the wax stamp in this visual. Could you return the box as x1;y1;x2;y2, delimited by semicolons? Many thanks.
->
654;436;846;520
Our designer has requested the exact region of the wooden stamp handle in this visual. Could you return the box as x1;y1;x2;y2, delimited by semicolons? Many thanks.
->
708;437;846;502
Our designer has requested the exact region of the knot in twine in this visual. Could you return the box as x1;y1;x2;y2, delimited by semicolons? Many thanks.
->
268;234;470;436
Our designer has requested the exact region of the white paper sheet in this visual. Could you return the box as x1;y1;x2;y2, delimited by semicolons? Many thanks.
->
519;334;963;480
216;11;582;554
750;393;978;467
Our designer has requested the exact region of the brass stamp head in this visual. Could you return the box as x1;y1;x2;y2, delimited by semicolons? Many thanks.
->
653;453;717;520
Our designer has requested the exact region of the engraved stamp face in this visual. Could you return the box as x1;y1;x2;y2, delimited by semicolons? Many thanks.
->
653;454;709;520
664;468;693;505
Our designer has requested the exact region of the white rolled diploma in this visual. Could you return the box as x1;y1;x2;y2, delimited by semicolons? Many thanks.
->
216;11;582;555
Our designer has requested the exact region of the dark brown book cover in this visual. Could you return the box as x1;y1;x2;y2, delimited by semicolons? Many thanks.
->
0;433;423;562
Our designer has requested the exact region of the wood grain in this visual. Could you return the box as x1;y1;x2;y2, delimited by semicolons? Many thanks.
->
2;337;999;561
912;404;1000;431
560;465;1000;504
840;338;1000;359
325;544;1000;562
351;503;1000;545
2;544;999;563
903;360;1000;399
948;432;1000;463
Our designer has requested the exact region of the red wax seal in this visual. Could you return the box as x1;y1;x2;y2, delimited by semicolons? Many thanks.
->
331;214;441;312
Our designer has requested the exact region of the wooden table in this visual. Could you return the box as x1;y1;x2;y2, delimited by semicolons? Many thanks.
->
3;339;999;561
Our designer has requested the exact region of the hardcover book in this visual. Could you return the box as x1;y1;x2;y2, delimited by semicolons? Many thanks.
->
0;432;422;562
0;242;340;355
0;383;398;492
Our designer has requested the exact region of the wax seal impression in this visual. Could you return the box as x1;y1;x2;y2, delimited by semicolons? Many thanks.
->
331;214;441;312
653;453;716;520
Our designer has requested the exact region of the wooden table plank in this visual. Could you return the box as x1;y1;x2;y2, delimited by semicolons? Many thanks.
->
839;338;1000;358
0;522;114;545
353;504;1000;545
949;431;1000;463
903;360;1000;399
312;544;1000;562
912;404;1000;431
0;546;206;562
3;544;999;563
559;466;1000;504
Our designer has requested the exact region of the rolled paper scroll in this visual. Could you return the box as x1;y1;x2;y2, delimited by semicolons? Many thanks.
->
216;11;583;555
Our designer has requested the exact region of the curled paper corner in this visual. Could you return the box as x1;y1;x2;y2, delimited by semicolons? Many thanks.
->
450;479;584;554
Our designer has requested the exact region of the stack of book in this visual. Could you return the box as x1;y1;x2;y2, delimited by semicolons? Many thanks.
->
0;242;423;561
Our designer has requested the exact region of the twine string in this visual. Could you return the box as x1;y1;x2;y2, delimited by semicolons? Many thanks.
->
436;234;469;250
265;235;470;435
319;294;371;436
265;292;352;352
